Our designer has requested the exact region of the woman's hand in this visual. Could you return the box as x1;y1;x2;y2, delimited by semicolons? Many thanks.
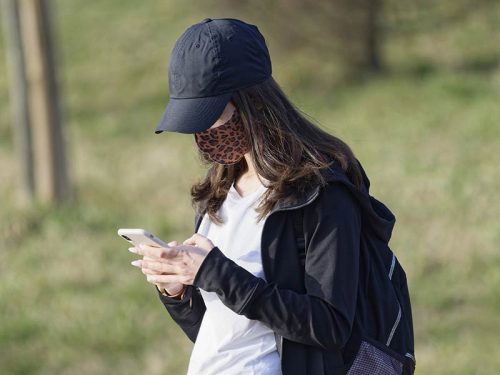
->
130;240;184;295
130;233;216;286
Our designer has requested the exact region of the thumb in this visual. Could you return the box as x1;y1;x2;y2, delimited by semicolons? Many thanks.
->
183;235;196;246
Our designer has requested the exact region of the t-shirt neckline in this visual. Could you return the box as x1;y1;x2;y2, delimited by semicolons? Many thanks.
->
229;181;267;200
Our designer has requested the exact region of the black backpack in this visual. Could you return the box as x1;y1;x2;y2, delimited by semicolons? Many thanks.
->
292;207;416;375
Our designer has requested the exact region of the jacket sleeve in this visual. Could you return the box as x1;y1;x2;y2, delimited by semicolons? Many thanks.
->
192;182;361;351
156;284;206;343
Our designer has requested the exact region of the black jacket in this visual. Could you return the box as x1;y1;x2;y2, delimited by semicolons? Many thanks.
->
157;162;415;374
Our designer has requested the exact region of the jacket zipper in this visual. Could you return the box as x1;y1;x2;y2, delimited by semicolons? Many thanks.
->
261;188;321;359
280;335;283;359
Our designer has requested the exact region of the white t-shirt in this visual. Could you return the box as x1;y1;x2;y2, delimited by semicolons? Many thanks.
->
187;180;282;375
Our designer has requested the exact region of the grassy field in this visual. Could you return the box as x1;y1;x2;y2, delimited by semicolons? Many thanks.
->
1;1;499;374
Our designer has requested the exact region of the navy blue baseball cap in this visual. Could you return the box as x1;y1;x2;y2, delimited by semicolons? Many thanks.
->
155;18;272;134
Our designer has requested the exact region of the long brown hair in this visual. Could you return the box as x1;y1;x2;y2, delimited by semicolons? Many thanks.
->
190;76;363;225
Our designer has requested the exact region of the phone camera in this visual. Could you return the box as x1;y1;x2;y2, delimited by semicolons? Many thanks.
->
121;235;132;241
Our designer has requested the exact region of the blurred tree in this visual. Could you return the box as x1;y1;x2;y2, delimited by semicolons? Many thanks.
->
206;0;497;84
382;0;496;34
207;0;385;81
1;0;34;198
329;0;384;73
1;0;70;204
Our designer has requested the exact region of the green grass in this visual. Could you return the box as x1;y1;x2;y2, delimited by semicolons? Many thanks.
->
1;1;499;374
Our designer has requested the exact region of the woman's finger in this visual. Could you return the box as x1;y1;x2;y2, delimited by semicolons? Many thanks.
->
131;259;181;273
130;244;163;257
183;236;196;245
146;274;185;285
141;267;167;275
142;255;171;264
142;260;180;274
131;243;179;259
129;243;176;258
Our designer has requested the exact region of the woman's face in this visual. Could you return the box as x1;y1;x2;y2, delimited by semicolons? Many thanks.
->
194;100;250;165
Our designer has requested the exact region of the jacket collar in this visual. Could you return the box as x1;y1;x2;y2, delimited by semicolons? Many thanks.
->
195;165;350;229
269;165;344;214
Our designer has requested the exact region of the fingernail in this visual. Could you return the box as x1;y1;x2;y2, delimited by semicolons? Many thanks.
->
128;247;137;253
131;260;141;267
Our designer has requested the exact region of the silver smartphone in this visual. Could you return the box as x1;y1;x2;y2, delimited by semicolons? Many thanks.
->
117;228;171;248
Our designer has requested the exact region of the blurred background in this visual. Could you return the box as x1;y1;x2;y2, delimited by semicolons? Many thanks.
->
0;0;499;374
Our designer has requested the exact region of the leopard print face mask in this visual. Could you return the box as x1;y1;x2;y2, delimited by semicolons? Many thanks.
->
194;108;250;165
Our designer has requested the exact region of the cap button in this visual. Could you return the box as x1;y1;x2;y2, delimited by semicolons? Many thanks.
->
202;18;212;23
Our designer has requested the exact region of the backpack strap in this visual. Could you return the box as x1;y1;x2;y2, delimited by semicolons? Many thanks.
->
292;207;306;267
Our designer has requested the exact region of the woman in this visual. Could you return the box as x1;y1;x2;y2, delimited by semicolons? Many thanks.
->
129;18;415;375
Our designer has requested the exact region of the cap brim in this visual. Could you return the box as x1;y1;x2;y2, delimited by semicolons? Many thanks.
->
154;91;234;134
